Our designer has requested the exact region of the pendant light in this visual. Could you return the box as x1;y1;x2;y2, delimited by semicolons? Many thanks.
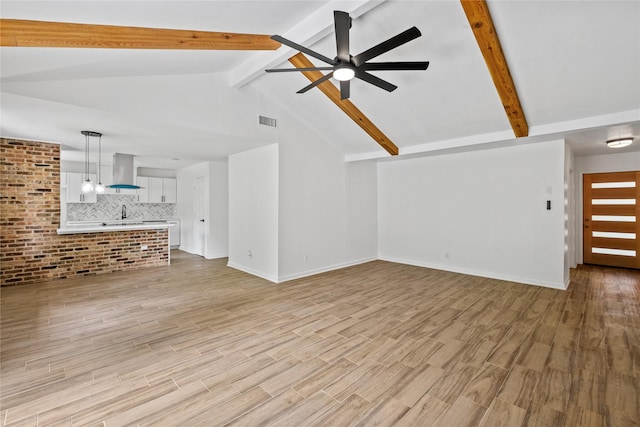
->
80;131;102;194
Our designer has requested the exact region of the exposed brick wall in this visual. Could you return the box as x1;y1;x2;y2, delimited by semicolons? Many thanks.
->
1;138;169;286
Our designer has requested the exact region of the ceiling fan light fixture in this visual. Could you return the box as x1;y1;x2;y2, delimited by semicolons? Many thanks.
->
333;66;355;81
606;138;633;148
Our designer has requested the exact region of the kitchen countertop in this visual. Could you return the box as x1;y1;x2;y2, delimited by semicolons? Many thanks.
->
57;221;175;235
66;219;178;224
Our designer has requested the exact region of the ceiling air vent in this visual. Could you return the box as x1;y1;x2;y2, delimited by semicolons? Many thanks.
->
258;115;277;128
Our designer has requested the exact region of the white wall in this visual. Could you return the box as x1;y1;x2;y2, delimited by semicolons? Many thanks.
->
346;160;378;262
565;143;576;279
378;140;567;289
575;150;640;173
277;119;377;282
207;160;229;259
228;144;279;281
176;162;209;256
574;150;640;264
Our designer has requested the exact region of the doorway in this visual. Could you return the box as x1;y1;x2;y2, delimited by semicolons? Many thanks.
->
583;171;639;269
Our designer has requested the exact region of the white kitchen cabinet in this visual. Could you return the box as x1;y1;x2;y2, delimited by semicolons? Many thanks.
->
162;178;177;203
137;177;176;203
66;172;97;203
136;177;149;203
59;171;68;189
147;177;164;203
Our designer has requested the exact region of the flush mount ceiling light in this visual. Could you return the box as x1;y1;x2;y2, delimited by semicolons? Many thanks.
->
606;138;633;149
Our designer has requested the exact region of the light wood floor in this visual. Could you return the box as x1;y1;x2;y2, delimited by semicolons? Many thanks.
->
1;251;638;426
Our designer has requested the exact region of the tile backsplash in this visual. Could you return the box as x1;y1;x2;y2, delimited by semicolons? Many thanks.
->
67;194;176;221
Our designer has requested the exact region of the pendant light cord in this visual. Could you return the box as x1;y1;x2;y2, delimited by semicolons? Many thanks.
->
85;133;89;180
98;134;102;184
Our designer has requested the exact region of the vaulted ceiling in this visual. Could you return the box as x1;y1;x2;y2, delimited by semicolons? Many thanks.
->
1;0;638;168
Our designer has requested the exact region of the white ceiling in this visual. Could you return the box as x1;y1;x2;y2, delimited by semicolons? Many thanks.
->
1;0;639;168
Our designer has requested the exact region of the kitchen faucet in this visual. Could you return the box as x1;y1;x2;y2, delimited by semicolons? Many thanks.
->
121;205;127;220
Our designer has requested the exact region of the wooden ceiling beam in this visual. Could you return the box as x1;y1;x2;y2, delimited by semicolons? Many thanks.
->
460;0;529;137
0;19;280;50
288;53;399;156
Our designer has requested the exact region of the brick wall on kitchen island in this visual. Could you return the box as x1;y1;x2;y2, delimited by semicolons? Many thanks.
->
1;138;169;286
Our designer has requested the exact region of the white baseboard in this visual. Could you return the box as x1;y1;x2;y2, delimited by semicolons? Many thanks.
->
227;258;377;284
277;257;377;283
378;255;567;290
176;246;228;261
226;262;278;283
205;252;228;260
224;253;567;290
178;246;199;256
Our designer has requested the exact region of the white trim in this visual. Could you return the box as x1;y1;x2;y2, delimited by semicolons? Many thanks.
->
227;255;569;290
179;247;228;260
346;110;640;163
178;246;199;256
277;257;377;283
227;261;279;283
205;252;229;260
345;129;516;162
378;255;568;290
529;110;640;137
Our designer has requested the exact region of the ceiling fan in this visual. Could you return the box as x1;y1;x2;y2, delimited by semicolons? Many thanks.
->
0;12;428;156
265;11;429;100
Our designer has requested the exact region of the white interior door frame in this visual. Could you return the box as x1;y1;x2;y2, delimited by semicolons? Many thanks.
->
194;176;207;257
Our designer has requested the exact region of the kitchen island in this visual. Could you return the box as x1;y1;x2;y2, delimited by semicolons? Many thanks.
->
53;220;174;273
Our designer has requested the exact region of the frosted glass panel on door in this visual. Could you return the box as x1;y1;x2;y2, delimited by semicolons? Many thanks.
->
591;199;636;205
592;248;636;257
592;231;636;239
591;215;636;222
591;182;636;189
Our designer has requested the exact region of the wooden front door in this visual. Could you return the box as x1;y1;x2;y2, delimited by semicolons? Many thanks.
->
583;171;639;269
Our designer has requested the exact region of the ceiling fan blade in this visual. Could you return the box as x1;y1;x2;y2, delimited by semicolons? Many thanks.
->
355;70;398;92
271;35;336;65
266;67;335;73
297;72;334;94
363;61;429;71
289;53;399;155
340;80;350;100
352;27;422;66
0;19;280;50
334;11;351;62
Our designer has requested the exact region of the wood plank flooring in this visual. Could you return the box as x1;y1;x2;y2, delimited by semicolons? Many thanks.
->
1;251;638;426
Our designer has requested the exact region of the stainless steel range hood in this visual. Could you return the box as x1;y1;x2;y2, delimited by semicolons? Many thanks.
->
109;153;141;189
